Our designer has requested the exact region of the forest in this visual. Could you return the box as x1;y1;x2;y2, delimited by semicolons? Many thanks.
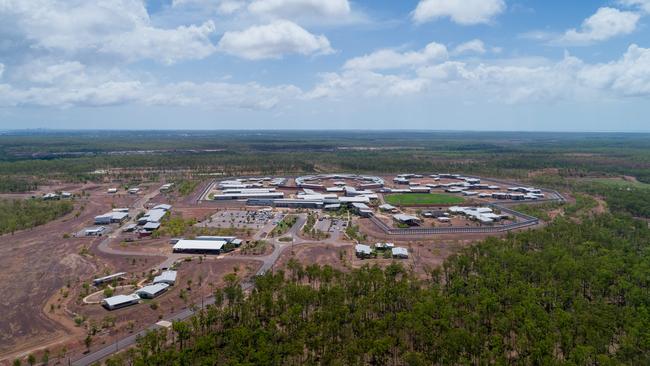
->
0;131;649;193
104;213;650;365
0;199;73;235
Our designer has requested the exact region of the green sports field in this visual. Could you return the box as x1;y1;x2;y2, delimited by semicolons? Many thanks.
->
384;193;465;206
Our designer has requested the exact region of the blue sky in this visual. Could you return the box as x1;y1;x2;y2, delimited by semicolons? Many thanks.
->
1;0;650;131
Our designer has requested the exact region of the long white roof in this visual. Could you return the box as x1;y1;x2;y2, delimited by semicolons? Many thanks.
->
173;239;225;251
136;283;169;296
103;294;140;307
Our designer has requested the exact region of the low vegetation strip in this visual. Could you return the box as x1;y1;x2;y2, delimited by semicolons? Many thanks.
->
110;214;650;365
270;215;297;237
385;193;465;206
0;199;73;235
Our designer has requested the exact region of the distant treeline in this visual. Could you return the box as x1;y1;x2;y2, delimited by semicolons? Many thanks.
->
0;132;647;188
0;176;38;193
107;214;650;365
0;199;73;235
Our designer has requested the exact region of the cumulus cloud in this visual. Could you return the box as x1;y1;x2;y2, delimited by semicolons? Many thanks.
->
578;44;650;96
0;63;4;80
248;0;350;18
413;0;505;25
618;0;650;13
0;0;217;64
343;42;448;70
305;70;430;99
310;43;650;104
0;59;302;109
558;7;640;44
451;39;487;55
218;20;333;60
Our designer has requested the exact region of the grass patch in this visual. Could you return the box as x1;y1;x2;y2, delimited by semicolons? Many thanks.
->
385;193;465;206
270;215;298;237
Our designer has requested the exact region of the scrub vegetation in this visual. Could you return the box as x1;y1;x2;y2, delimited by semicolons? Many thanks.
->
0;199;73;235
108;214;650;365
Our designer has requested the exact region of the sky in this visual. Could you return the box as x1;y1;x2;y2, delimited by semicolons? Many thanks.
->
1;0;650;131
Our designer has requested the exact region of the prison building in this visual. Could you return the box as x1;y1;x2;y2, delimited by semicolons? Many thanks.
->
135;283;170;299
102;294;140;310
393;214;421;226
379;204;397;212
93;272;126;286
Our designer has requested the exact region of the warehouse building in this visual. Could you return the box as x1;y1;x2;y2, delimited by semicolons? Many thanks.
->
102;294;140;310
173;239;226;254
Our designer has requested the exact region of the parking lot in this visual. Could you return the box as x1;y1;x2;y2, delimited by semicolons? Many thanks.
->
198;209;283;230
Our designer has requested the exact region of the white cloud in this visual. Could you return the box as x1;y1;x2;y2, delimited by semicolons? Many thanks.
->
248;0;351;19
305;70;429;99
578;44;650;96
101;21;216;64
343;42;448;70
559;7;640;44
0;59;302;109
618;0;650;13
413;0;506;25
218;0;247;14
218;20;333;60
311;43;650;104
0;64;4;80
451;39;487;56
0;0;217;64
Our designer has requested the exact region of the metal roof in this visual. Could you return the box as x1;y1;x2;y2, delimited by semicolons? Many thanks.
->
355;244;372;254
173;239;225;251
93;272;126;284
393;214;420;222
136;283;169;297
143;222;161;230
154;271;177;284
392;247;409;257
103;294;140;307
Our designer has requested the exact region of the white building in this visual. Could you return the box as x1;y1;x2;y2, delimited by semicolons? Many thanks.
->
135;283;169;299
355;244;372;258
173;239;226;254
154;271;177;285
102;294;140;310
392;247;409;259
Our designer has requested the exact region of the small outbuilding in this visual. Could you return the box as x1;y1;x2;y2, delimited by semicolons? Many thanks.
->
393;214;421;226
392;247;409;259
355;244;373;259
